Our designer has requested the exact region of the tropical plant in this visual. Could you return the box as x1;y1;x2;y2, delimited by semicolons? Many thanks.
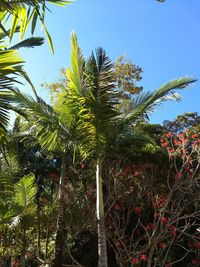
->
62;33;119;267
0;0;71;53
63;33;196;267
0;137;37;224
0;28;44;143
10;87;76;267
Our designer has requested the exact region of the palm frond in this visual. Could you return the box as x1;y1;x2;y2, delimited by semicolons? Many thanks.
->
66;31;84;96
0;49;24;89
8;36;44;50
0;90;24;140
0;147;27;224
125;77;197;122
83;47;118;152
14;174;37;215
0;0;71;52
1;174;37;225
11;88;71;153
66;33;119;156
0;26;20;41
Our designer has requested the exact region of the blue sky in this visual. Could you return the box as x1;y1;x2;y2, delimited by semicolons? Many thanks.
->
19;0;200;124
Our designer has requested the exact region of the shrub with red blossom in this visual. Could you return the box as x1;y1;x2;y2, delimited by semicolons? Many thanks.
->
103;129;200;266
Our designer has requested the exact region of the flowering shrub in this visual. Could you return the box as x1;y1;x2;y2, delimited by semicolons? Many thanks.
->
104;131;200;266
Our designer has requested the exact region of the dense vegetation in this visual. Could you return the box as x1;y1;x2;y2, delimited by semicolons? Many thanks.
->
0;1;199;267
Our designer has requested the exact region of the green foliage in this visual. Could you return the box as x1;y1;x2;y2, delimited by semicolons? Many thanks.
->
0;27;44;143
9;37;44;50
14;174;37;216
125;77;196;122
163;112;200;134
11;88;72;153
0;173;37;224
0;0;71;53
115;56;143;96
65;33;119;158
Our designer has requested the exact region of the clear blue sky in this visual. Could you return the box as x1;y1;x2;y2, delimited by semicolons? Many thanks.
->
19;0;200;125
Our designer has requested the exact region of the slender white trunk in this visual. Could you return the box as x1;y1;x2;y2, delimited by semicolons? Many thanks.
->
96;159;108;267
54;154;67;267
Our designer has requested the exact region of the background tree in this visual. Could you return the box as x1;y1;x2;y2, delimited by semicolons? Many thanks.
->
163;112;200;134
114;56;143;115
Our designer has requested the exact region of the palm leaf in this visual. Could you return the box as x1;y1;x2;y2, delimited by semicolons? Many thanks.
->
8;36;44;50
0;0;71;52
66;32;84;96
14;174;37;215
0;49;24;89
0;47;25;139
11;88;72;153
1;174;37;225
125;77;197;122
66;33;119;156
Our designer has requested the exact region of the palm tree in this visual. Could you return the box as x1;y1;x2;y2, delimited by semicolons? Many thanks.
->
64;34;118;267
0;0;71;53
10;88;75;267
64;33;196;267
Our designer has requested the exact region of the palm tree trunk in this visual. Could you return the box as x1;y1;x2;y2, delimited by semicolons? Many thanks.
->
45;182;54;261
37;202;41;258
54;154;68;267
96;158;108;267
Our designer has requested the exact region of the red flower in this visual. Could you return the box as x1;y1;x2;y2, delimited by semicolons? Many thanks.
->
140;254;148;261
166;132;173;138
165;262;173;267
134;207;142;214
175;172;182;181
168;225;177;236
124;165;132;172
80;163;86;169
49;172;59;181
178;133;184;139
13;260;20;267
173;139;182;146
147;192;153;199
191;134;198;139
131;258;140;265
182;138;188;143
146;223;155;231
187;240;193;248
152;195;167;209
154;212;158;219
114;204;120;210
192;259;199;265
133;170;140;176
161;142;168;148
115;241;121;248
168;147;174;153
159;242;167;249
193;241;200;249
160;217;168;224
114;171;119;177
